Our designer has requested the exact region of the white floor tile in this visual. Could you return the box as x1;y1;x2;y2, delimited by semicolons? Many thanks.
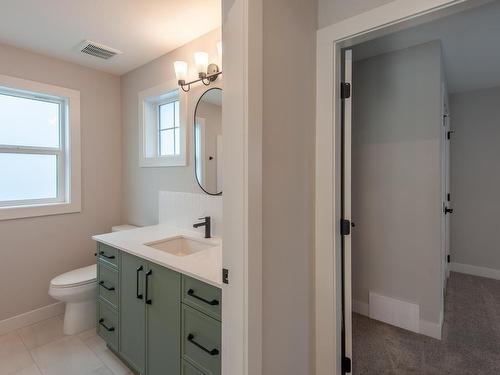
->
9;364;42;375
17;317;65;350
30;336;103;375
0;332;34;374
84;336;130;375
77;328;97;341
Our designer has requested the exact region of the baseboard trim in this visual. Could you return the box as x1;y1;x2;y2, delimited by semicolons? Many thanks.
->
0;302;65;336
450;262;500;281
420;311;443;340
352;299;369;316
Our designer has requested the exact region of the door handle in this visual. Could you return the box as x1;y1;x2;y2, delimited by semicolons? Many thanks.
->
99;251;115;260
98;318;115;332
99;281;115;291
187;334;219;356
444;207;454;215
145;269;152;305
136;266;144;299
187;289;219;306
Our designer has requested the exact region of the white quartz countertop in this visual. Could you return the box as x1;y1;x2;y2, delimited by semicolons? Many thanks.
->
92;224;222;288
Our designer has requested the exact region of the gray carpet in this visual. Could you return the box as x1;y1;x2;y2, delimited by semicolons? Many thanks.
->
352;272;500;374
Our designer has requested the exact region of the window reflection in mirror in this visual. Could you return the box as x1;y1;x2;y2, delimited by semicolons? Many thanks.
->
194;88;222;195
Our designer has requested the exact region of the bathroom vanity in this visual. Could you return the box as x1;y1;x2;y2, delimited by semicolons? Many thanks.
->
93;225;222;375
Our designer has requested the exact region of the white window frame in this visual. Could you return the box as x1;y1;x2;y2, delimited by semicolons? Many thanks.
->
0;74;81;221
138;80;187;167
158;98;180;157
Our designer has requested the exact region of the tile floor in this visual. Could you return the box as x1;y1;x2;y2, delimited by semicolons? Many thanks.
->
0;315;133;375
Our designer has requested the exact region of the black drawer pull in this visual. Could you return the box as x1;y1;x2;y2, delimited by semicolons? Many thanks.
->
99;318;115;332
136;266;144;299
99;251;115;260
99;281;115;291
187;289;219;306
145;269;152;305
187;334;219;356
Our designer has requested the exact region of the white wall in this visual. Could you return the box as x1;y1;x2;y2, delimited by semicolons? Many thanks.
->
318;0;395;29
0;43;122;321
120;29;221;226
450;86;500;272
351;41;444;324
262;0;317;373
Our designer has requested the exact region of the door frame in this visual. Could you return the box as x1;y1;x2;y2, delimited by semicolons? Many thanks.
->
314;0;485;374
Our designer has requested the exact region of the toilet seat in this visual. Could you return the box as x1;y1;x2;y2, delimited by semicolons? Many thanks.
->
50;264;97;288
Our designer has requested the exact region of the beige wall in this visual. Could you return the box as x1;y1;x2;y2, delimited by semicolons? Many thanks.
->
0;43;122;321
318;0;395;29
120;29;222;226
262;0;317;374
352;42;444;323
450;86;500;271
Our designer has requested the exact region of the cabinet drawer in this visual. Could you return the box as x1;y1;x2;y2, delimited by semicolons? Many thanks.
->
182;276;221;320
183;360;205;375
182;305;221;375
98;262;119;308
97;243;119;268
98;301;118;351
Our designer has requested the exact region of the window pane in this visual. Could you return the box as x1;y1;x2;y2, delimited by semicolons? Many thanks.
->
174;128;180;155
0;153;57;202
174;101;180;127
0;93;60;148
160;129;175;156
159;102;175;130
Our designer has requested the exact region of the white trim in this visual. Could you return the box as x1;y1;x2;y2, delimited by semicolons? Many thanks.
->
0;302;65;336
138;80;187;167
420;312;443;340
222;0;263;373
369;292;420;334
0;74;81;221
451;262;500;280
315;1;481;373
352;300;369;316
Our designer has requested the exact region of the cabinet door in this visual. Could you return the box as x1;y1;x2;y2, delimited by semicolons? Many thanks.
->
120;252;146;374
146;262;181;375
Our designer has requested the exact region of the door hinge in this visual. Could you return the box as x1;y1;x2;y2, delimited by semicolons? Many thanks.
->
447;255;451;263
341;82;351;99
222;268;229;284
447;193;451;202
342;356;352;373
341;219;351;236
447;130;454;140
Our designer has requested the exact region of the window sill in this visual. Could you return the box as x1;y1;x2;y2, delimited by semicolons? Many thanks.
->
0;201;81;221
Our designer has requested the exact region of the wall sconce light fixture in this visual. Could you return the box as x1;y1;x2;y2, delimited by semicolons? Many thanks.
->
174;43;222;92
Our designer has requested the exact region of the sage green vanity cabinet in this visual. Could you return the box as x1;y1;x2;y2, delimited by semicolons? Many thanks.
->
120;252;147;373
96;242;221;375
146;262;181;375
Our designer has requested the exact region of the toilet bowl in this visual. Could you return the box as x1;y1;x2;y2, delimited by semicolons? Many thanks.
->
49;264;97;335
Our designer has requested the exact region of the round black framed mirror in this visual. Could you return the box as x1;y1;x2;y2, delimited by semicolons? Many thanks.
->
194;88;222;196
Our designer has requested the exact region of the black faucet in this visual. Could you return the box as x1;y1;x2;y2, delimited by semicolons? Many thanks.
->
193;216;211;238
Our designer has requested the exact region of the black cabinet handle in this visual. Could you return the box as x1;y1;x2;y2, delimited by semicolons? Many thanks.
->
145;269;152;305
99;251;115;260
136;266;144;299
99;318;115;332
99;281;115;291
187;289;219;306
187;334;219;356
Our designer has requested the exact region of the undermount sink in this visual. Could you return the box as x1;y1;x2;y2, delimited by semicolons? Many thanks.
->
144;236;215;257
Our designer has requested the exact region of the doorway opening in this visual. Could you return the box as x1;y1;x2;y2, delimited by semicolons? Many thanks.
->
339;0;500;373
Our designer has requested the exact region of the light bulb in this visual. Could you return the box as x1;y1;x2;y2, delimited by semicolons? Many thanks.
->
194;52;209;76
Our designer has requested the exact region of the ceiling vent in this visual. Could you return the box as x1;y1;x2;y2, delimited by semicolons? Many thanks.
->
79;40;122;60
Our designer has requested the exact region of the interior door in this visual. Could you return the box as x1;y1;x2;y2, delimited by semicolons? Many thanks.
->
341;48;353;374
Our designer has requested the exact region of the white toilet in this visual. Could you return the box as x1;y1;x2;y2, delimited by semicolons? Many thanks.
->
49;264;97;335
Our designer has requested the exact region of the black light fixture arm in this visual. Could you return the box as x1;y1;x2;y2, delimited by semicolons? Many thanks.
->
178;63;222;92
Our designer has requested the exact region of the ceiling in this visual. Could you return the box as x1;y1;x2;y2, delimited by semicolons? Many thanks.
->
352;0;500;93
0;0;221;76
